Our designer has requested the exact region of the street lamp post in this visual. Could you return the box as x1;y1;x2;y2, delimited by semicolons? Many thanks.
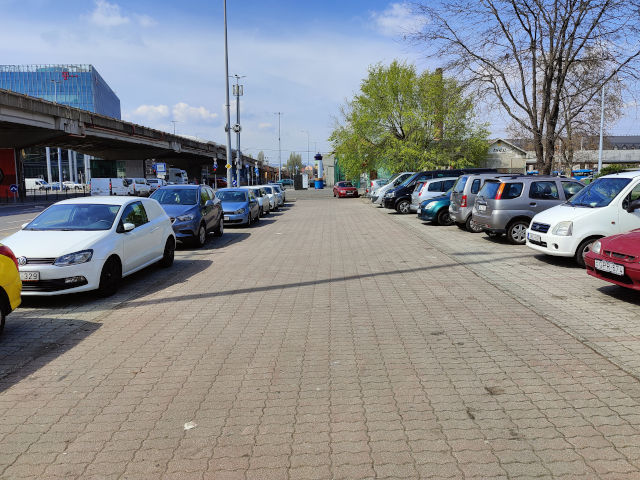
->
233;75;245;187
275;112;283;181
223;0;233;187
301;130;310;170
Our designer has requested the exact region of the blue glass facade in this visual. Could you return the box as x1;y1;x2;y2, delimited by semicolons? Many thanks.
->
0;64;121;119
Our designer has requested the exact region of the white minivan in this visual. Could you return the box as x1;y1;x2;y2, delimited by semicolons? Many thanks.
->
90;178;129;196
526;171;640;266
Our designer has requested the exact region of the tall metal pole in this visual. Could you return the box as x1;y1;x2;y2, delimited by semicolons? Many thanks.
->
45;147;52;183
597;85;606;174
301;130;310;170
57;147;63;186
233;75;244;187
275;112;282;181
223;0;233;186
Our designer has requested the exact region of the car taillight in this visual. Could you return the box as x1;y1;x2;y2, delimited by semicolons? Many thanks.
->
495;183;506;200
420;184;428;195
461;195;467;207
0;245;19;269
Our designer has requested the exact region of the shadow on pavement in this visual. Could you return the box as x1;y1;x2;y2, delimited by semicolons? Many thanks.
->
597;285;640;306
0;317;100;393
532;253;582;269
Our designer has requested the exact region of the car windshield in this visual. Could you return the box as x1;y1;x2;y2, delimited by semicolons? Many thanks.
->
567;177;631;208
216;191;247;202
151;188;198;205
25;204;121;231
262;186;273;194
340;182;353;187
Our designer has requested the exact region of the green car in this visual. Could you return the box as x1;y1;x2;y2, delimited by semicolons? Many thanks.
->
417;189;454;225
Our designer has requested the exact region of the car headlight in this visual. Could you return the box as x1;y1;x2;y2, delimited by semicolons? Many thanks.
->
54;249;93;266
231;208;246;214
591;240;602;254
552;221;573;236
385;192;395;198
176;214;194;222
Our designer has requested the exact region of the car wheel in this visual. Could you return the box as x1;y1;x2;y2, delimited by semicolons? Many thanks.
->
159;237;175;268
194;223;207;247
506;220;529;245
253;211;260;224
437;208;454;226
465;215;483;233
98;257;121;297
259;207;264;217
575;237;598;267
396;200;411;214
0;305;5;336
213;218;224;237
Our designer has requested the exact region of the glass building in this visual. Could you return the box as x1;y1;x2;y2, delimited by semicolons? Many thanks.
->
0;64;121;182
0;64;121;118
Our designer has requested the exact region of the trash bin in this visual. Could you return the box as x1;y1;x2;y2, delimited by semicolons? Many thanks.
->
314;179;324;189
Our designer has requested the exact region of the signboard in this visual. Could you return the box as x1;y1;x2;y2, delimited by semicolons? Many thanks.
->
226;164;232;169
9;184;18;193
302;174;309;189
155;162;167;174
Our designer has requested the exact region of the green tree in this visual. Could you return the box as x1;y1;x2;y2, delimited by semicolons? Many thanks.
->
286;152;304;175
329;61;488;179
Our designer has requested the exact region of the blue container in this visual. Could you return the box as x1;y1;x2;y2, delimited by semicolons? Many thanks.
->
314;180;324;189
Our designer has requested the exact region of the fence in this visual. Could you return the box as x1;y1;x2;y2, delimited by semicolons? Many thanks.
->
1;186;91;204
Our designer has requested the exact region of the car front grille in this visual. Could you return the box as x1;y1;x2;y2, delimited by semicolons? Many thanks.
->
25;258;56;265
604;250;636;263
21;278;88;292
531;222;550;233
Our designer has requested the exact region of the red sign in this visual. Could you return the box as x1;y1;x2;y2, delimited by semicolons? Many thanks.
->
62;71;79;81
0;149;17;198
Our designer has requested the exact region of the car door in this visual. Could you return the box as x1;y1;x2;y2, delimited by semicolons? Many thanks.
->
205;186;222;224
199;187;213;229
119;201;152;273
618;181;640;233
528;181;561;215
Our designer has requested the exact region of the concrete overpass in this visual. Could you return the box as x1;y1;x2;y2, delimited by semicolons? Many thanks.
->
525;149;640;166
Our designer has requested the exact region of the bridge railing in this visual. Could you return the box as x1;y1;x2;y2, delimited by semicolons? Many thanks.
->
1;186;91;204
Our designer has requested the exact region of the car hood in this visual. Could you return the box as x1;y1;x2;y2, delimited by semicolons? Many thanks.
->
221;201;248;211
158;204;198;217
531;203;598;224
601;229;640;254
2;229;110;258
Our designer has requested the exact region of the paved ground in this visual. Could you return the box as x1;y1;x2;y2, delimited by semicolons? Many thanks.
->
2;190;640;479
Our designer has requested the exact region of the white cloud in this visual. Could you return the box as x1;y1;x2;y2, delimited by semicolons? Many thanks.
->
89;0;130;27
172;103;218;123
370;3;426;37
129;104;169;122
135;14;156;28
258;123;272;130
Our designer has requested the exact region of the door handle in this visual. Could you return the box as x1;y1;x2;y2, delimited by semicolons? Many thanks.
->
530;202;537;206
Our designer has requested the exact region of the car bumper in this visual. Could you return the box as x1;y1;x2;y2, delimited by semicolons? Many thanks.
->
472;210;510;232
525;230;577;257
418;208;437;221
223;212;250;225
18;262;101;296
449;206;472;224
585;252;640;290
382;197;395;209
171;220;199;240
338;191;358;198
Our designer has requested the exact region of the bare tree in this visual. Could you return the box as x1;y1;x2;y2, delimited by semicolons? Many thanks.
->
412;0;640;173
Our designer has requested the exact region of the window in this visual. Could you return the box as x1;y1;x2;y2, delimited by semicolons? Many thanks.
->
453;176;468;193
205;187;215;199
443;179;456;191
200;187;210;206
629;183;640;202
150;188;198;205
569;177;631;208
120;201;148;228
529;181;559;200
561;182;584;199
428;181;443;192
471;179;481;194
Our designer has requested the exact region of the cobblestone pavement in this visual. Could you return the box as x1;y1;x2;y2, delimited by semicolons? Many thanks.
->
2;191;640;479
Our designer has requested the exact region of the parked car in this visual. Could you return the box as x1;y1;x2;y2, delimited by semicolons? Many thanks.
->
150;184;223;247
215;188;260;226
1;197;175;296
50;182;70;191
125;178;151;197
473;175;585;244
260;185;278;211
584;230;640;290
268;184;285;206
90;178;129;196
146;178;167;192
247;186;271;216
25;178;50;190
410;177;457;212
278;179;294;187
63;181;84;191
450;173;511;232
526;171;640;266
333;181;360;198
372;172;414;205
0;243;21;334
368;178;388;197
383;169;497;213
417;189;454;226
213;177;228;189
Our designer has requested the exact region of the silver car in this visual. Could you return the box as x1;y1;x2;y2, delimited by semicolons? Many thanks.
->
472;175;584;244
259;185;280;210
410;177;457;213
371;172;414;205
450;173;510;232
270;184;286;205
368;178;388;197
247;186;271;216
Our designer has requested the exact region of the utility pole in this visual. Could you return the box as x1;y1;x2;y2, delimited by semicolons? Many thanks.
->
275;112;283;181
233;75;245;187
171;120;178;135
223;0;233;187
301;130;310;170
597;85;606;174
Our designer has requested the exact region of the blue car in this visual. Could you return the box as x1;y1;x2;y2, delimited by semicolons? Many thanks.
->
215;188;261;226
417;190;454;226
150;184;223;247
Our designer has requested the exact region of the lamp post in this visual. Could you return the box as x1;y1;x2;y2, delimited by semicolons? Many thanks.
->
223;0;233;186
275;112;283;181
301;130;310;170
233;75;245;187
50;80;60;103
171;120;179;135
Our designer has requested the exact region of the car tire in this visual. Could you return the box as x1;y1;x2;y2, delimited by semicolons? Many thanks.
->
506;220;529;245
159;237;175;268
98;256;121;297
259;207;264;217
194;223;207;247
437;208;454;226
253;211;260;224
575;237;598;267
396;200;411;214
213;218;224;237
465;215;483;233
0;303;5;336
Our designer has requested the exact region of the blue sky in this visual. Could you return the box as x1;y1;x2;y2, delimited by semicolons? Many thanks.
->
1;0;638;166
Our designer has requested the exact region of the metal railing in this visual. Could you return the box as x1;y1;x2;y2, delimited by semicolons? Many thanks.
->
1;186;91;204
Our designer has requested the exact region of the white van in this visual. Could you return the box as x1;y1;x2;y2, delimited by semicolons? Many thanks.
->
125;178;151;196
90;178;129;196
167;168;188;184
526;171;640;266
25;178;50;190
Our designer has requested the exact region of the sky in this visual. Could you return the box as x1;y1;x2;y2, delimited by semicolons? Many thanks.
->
1;0;638;166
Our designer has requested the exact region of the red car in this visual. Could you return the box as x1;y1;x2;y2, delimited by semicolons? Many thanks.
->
333;181;359;198
585;230;640;290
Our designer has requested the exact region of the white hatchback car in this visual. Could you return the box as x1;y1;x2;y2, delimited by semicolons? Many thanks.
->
1;197;176;296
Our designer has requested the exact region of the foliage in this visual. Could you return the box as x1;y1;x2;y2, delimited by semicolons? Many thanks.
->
329;61;489;179
286;152;304;174
595;164;637;178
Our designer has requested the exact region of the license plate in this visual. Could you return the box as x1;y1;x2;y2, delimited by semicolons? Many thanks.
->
224;216;230;221
20;271;40;282
477;204;486;212
595;259;624;276
528;233;541;243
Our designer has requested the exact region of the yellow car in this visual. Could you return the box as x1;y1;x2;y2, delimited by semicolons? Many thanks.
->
0;243;21;333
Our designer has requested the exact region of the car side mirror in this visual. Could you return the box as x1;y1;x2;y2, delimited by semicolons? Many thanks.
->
22;223;29;229
626;198;640;213
122;222;135;232
205;199;214;207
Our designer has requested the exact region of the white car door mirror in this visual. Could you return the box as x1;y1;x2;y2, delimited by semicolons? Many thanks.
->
123;222;136;232
22;223;29;229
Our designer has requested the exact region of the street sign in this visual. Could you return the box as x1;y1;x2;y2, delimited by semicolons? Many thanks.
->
254;167;259;175
232;179;237;187
9;184;18;193
155;162;167;174
226;164;232;169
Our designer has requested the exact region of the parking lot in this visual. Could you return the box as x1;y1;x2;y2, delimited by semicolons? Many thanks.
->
2;189;640;479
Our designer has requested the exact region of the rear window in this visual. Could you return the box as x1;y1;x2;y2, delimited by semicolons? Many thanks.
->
427;181;442;192
478;181;523;199
414;182;425;192
453;176;468;193
443;179;456;191
478;181;500;198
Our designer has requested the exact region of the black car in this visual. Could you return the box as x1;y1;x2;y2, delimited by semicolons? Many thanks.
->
382;168;498;213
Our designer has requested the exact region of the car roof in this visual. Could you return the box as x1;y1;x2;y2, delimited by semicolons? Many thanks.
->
156;184;199;189
217;187;249;191
601;170;640;179
53;196;140;206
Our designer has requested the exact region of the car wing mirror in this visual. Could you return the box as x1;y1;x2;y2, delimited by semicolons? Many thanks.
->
205;199;214;207
122;222;135;232
22;223;29;229
626;198;640;213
